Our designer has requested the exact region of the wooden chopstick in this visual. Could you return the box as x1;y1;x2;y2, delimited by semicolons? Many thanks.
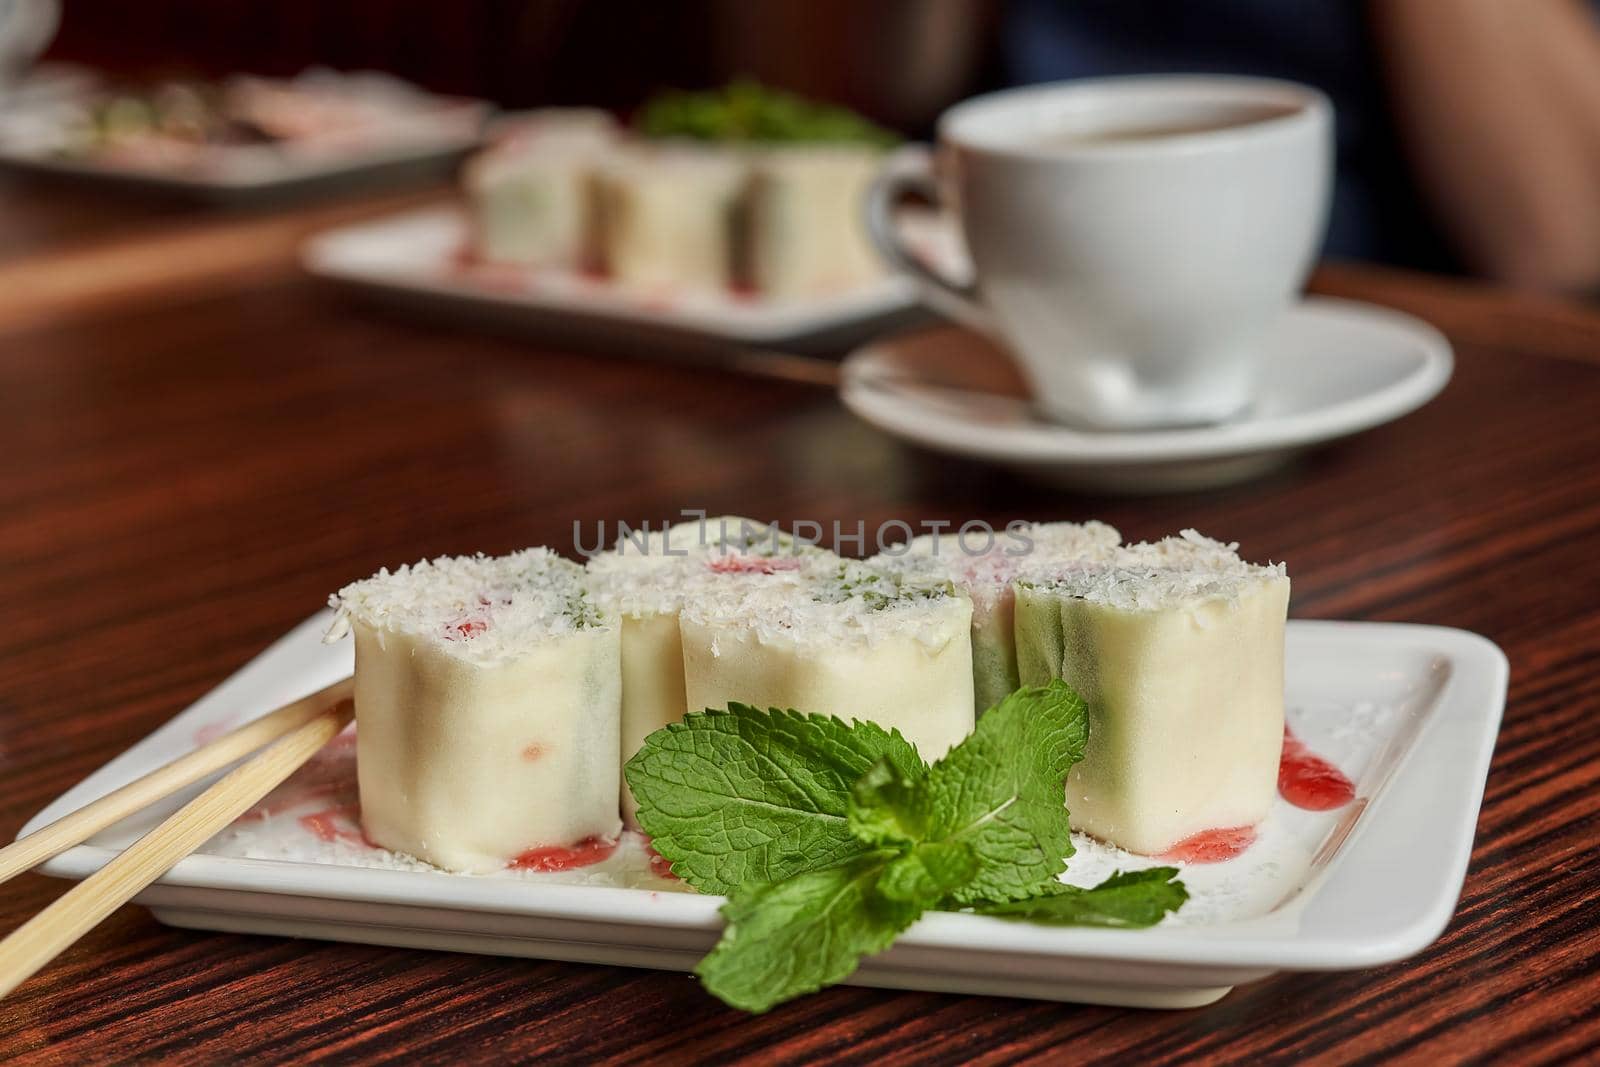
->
0;697;355;998
0;676;354;885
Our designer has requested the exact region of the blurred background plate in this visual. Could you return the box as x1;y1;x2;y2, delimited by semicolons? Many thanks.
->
0;89;487;203
304;205;944;348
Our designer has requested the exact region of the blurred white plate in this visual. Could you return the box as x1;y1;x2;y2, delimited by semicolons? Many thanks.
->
840;297;1453;493
0;99;486;203
302;206;936;347
20;613;1504;1009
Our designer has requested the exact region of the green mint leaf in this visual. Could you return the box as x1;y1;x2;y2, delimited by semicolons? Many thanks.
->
662;681;1179;1015
920;679;1090;905
847;754;927;847
878;841;979;904
625;705;926;894
971;868;1188;928
696;853;920;1013
638;80;900;147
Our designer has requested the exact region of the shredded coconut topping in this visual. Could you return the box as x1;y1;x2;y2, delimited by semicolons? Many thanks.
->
1019;529;1287;611
679;555;969;652
325;548;607;665
586;516;819;618
874;521;1122;612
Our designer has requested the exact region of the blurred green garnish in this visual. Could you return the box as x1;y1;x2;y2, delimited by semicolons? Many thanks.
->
637;80;899;147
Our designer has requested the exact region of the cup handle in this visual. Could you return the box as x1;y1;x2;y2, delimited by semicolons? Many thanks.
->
865;148;995;333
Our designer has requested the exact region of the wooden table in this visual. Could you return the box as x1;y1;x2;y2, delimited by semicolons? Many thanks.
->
1;186;1597;1065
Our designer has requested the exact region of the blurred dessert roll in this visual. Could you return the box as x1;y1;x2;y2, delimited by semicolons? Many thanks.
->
588;516;821;827
456;86;901;301
464;109;617;268
680;556;975;761
874;521;1121;715
594;145;747;293
326;549;621;873
745;146;887;297
1014;531;1290;855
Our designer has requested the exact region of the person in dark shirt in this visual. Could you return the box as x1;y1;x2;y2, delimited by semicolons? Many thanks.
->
1004;0;1600;293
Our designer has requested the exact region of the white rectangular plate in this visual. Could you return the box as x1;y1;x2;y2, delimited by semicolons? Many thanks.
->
302;207;931;346
0;107;486;203
21;616;1506;1009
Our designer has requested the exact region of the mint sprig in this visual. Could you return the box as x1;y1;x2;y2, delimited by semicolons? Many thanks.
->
625;705;924;893
910;681;1088;905
971;868;1189;928
626;680;1186;1013
694;854;919;1013
637;80;900;147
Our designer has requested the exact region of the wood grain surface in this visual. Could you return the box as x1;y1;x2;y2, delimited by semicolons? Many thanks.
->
0;186;1597;1064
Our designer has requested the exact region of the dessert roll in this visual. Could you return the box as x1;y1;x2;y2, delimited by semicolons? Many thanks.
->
874;521;1120;715
464;109;616;268
745;146;887;298
680;557;975;761
588;516;821;826
326;549;621;873
1014;531;1290;855
594;145;748;294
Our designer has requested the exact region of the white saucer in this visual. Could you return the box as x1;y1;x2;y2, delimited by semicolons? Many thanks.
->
839;296;1452;492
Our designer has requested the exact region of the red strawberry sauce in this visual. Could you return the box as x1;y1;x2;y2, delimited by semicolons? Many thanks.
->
508;835;619;872
706;555;801;575
1279;725;1357;811
639;835;680;880
1159;725;1356;864
1161;825;1258;863
298;805;370;847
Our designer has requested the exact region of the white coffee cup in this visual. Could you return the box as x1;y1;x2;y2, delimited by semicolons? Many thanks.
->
867;75;1332;429
0;0;58;89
